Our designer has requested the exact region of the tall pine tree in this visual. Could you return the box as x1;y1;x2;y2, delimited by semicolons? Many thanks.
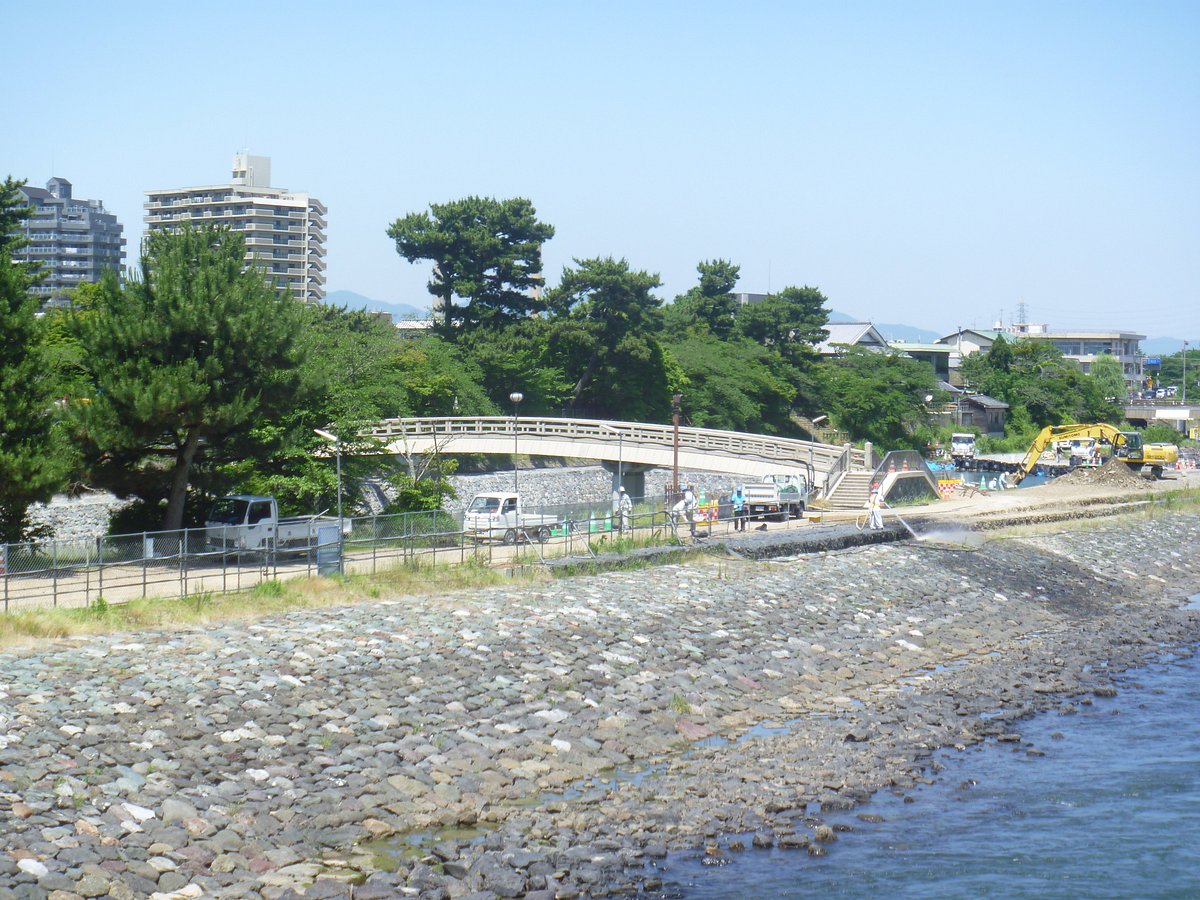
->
71;225;304;530
0;177;72;540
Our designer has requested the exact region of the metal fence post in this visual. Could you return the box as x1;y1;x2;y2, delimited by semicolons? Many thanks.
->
97;536;103;605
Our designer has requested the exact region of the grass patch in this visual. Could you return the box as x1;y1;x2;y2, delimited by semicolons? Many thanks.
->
0;557;548;651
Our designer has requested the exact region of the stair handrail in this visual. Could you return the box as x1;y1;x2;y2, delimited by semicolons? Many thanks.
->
871;450;940;495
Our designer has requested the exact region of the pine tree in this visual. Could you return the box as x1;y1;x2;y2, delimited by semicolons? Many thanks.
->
0;248;69;541
72;225;304;530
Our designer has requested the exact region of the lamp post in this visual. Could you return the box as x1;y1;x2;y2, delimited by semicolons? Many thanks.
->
509;391;523;533
1184;341;1189;405
671;393;683;497
313;428;343;574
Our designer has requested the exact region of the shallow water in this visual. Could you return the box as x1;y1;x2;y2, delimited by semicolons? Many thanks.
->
661;647;1200;899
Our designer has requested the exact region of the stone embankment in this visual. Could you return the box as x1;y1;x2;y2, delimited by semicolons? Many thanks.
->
2;511;1199;898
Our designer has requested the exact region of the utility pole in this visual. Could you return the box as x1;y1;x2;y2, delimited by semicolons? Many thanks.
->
671;393;682;498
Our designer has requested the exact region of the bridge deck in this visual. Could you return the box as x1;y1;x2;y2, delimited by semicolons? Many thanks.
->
364;417;866;481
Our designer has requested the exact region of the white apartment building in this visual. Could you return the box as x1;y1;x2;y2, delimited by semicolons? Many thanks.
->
1007;322;1145;389
144;153;326;302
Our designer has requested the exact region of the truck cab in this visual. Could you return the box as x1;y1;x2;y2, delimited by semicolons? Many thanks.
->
950;433;976;463
206;495;279;550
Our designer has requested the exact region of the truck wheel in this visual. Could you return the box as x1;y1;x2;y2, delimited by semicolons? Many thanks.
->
502;529;518;545
536;526;551;543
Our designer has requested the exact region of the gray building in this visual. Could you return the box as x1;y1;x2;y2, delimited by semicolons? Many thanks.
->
13;178;126;306
144;153;326;303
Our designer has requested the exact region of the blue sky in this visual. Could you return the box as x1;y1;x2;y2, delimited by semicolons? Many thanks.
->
6;1;1197;341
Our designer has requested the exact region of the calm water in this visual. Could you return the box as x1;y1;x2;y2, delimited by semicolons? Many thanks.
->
662;645;1200;899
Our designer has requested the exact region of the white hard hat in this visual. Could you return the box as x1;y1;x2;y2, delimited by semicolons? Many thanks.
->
618;486;626;492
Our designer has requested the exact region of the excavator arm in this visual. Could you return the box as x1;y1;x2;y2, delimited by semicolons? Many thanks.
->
1014;424;1126;484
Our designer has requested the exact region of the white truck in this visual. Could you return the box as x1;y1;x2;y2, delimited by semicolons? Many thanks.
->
463;492;560;544
742;471;812;521
950;433;977;464
205;495;348;552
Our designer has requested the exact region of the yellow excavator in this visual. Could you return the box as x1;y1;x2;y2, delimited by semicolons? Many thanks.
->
1015;424;1179;484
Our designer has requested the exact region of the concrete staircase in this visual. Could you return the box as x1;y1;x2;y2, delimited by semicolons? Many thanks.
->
821;471;875;511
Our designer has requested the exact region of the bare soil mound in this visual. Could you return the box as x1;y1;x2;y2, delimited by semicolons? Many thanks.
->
1048;456;1153;490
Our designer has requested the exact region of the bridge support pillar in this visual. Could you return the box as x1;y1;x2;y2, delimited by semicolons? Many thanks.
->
600;461;652;502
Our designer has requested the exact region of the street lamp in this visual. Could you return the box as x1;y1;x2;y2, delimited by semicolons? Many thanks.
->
313;428;343;574
509;392;523;533
1184;341;1189;405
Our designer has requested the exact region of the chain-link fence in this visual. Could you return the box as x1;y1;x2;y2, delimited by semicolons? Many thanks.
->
1;495;734;613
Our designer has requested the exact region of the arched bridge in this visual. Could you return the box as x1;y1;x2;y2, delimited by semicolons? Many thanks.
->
364;417;868;485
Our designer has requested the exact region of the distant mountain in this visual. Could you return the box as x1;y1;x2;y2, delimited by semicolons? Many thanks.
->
324;290;428;322
1142;337;1195;357
826;309;940;343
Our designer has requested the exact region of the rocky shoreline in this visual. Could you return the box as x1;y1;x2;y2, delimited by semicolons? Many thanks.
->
2;509;1199;899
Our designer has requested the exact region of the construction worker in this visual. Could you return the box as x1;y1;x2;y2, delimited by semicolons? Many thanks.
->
618;486;633;533
731;485;747;531
683;484;698;537
866;487;887;530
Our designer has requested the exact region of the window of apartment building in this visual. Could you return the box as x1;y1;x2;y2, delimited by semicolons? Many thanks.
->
1082;340;1113;356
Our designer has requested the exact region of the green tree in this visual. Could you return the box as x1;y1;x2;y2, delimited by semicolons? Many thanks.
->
461;319;570;414
71;226;304;531
387;197;555;341
0;246;72;541
663;259;741;339
822;345;941;448
1087;353;1127;403
961;336;1115;428
737;286;830;361
546;257;670;419
664;336;798;434
0;176;31;255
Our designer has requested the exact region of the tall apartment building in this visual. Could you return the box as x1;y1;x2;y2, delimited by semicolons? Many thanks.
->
13;177;126;306
144;153;326;302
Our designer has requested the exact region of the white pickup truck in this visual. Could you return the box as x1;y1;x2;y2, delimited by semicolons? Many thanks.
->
463;492;560;544
742;471;812;521
205;495;348;552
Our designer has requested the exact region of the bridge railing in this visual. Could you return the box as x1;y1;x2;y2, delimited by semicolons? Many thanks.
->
369;416;868;470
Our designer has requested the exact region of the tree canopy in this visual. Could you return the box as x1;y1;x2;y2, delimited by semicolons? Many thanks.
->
387;197;555;341
821;345;942;448
663;259;741;339
546;256;670;419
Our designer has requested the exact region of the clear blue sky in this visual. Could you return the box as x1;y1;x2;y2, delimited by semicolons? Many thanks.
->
6;1;1197;341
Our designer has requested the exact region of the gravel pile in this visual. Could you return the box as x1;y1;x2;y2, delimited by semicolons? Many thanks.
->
1048;456;1154;490
1;512;1198;898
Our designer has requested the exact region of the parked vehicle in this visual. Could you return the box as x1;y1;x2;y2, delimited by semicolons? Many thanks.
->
950;433;977;464
206;496;348;551
463;492;560;544
742;469;813;521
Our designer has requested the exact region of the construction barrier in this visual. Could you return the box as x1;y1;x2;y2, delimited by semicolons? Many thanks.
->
937;479;959;500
